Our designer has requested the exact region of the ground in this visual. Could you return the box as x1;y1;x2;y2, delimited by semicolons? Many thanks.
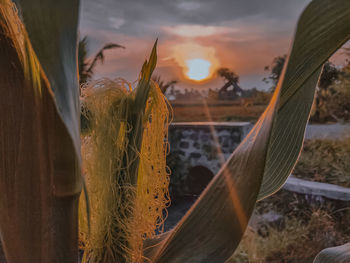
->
294;138;350;187
171;100;266;122
229;189;350;263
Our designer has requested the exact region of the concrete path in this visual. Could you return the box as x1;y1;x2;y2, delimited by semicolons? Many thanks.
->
284;176;350;201
305;124;350;140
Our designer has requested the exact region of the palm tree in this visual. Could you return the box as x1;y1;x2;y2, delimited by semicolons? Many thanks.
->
78;36;125;85
151;75;177;94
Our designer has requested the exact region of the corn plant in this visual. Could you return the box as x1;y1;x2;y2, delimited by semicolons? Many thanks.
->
0;0;350;263
78;43;172;263
0;0;81;262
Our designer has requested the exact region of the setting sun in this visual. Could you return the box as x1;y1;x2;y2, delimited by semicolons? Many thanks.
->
169;42;220;83
186;58;211;81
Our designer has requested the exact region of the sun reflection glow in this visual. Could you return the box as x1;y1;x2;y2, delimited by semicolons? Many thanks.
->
186;58;211;81
169;42;220;83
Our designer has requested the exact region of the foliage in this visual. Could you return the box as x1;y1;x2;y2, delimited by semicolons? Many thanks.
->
310;62;343;123
79;43;172;263
252;90;272;105
143;1;350;262
310;65;350;123
1;0;350;262
293;138;350;187
319;62;341;89
78;36;124;85
266;54;350;124
230;210;349;263
263;54;287;92
152;75;177;94
264;54;341;91
216;68;242;99
217;67;240;84
229;187;350;263
0;0;81;262
172;103;266;122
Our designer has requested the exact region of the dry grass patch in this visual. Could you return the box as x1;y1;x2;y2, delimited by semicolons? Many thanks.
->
293;138;350;187
229;210;350;263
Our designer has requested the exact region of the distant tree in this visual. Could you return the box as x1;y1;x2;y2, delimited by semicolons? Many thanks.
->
265;55;344;122
152;75;177;94
311;61;342;122
318;61;341;90
217;68;239;86
263;54;287;92
216;68;242;99
343;47;350;66
78;36;125;86
265;54;340;93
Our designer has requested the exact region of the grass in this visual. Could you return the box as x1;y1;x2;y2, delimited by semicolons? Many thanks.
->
228;189;350;263
230;210;349;263
228;138;350;262
293;138;350;187
171;102;266;122
170;100;350;263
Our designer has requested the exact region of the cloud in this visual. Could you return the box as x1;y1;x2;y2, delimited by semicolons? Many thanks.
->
163;25;236;38
176;2;201;11
79;0;311;91
80;0;310;36
108;17;125;30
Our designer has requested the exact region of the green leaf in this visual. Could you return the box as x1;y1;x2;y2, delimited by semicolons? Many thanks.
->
134;39;158;109
313;243;350;263
0;1;81;263
128;40;158;184
258;0;350;199
143;0;350;262
14;0;81;160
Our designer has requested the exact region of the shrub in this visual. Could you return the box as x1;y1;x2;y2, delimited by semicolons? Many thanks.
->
293;138;350;187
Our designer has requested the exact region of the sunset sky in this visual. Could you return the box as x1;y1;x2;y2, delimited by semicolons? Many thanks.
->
79;0;348;91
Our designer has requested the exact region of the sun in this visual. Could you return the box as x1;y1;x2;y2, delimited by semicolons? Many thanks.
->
169;42;219;82
186;58;212;81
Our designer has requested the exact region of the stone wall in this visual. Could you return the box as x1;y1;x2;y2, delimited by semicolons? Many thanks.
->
167;122;252;197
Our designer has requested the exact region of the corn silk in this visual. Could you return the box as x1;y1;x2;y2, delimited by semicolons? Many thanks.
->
79;78;171;263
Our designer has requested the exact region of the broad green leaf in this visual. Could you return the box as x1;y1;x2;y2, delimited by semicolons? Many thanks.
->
134;39;158;110
0;1;81;263
126;40;158;185
313;243;350;263
258;0;350;199
143;0;350;262
14;0;81;159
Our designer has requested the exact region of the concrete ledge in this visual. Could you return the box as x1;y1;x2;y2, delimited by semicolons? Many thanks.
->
284;176;350;201
168;122;253;197
305;124;350;140
171;122;252;127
